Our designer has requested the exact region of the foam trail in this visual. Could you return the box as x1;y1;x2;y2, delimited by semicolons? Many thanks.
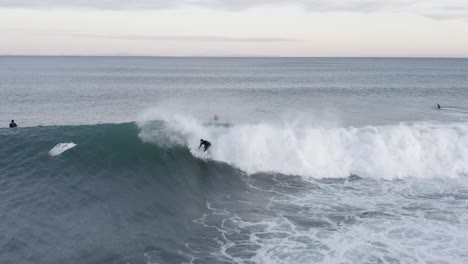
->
137;109;468;179
49;143;77;156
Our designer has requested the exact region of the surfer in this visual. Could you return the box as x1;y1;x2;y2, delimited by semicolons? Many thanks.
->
199;139;211;152
437;104;441;109
213;114;219;122
9;120;17;128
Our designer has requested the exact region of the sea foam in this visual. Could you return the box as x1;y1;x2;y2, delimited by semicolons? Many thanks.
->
137;109;468;179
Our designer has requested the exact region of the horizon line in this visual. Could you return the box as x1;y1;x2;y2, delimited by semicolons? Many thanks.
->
1;54;468;59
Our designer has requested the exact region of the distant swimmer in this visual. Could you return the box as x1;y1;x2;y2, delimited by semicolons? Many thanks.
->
9;120;17;128
437;104;441;109
213;114;219;122
199;139;211;152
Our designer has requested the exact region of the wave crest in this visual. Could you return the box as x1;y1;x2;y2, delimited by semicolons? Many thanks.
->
137;109;468;179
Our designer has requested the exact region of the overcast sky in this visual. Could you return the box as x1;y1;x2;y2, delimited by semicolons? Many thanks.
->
1;0;468;57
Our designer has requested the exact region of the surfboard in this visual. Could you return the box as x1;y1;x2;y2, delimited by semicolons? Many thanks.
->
49;143;77;156
198;149;211;160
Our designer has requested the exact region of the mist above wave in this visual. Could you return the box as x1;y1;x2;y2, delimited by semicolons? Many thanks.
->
137;108;468;179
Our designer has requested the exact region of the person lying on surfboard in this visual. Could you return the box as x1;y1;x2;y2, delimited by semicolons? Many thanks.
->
199;139;211;152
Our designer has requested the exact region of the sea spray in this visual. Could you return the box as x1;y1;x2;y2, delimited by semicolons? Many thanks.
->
137;109;468;179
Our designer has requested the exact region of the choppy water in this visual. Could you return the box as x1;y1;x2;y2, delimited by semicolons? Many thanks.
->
1;57;468;264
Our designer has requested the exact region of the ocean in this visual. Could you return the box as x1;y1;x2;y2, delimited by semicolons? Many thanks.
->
1;56;468;264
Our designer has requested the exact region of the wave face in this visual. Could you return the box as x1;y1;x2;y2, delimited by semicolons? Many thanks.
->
0;123;248;264
138;110;468;179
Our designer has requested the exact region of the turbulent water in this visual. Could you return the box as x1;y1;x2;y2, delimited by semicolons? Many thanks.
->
1;57;468;264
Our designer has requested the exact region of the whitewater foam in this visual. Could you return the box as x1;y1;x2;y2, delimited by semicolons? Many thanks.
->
137;109;468;179
189;175;468;264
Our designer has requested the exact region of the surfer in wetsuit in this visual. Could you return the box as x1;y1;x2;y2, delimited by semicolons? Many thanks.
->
199;139;211;152
9;120;17;128
437;104;441;109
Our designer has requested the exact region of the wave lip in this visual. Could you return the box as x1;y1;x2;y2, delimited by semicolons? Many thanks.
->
137;109;468;180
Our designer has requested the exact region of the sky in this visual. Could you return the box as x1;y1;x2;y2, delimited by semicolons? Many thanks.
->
1;0;468;57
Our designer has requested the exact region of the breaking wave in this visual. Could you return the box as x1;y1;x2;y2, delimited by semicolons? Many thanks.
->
138;109;468;179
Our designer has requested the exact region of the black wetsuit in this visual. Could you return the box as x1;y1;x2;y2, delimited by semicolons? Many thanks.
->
199;140;211;152
9;122;17;128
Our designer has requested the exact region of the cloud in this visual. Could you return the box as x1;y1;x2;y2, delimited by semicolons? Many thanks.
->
0;0;467;19
66;33;300;42
1;30;300;42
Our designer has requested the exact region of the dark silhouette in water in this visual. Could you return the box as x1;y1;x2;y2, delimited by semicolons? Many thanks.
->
199;139;211;152
213;115;219;122
9;120;17;128
438;104;441;109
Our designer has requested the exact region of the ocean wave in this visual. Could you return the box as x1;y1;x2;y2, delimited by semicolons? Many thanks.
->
2;114;467;180
138;109;468;179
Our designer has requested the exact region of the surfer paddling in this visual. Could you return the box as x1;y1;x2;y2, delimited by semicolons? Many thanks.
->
199;139;211;152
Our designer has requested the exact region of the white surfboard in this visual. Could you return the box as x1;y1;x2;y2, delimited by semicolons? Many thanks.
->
49;143;77;156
